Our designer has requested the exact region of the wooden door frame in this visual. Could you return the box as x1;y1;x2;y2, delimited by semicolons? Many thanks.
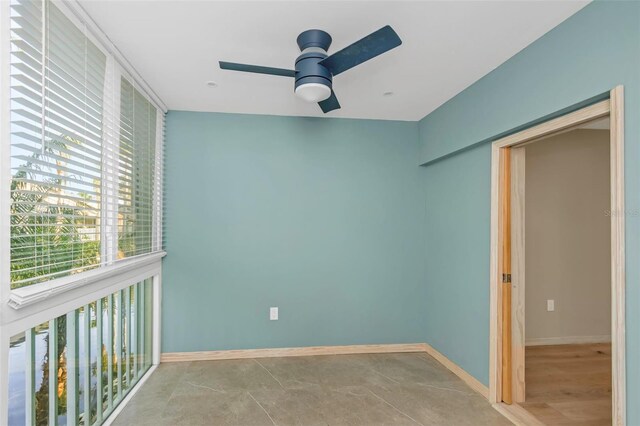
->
488;86;625;425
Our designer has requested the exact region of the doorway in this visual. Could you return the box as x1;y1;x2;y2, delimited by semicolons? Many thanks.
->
488;86;625;425
520;121;611;425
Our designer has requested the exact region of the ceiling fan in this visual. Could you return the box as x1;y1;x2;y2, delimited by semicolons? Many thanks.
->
219;26;402;113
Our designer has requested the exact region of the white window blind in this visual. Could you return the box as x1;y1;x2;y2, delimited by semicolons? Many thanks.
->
117;77;157;259
8;0;164;290
10;0;106;288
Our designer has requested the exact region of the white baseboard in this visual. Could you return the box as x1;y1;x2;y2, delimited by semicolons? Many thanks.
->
422;343;489;399
525;335;611;346
161;343;429;363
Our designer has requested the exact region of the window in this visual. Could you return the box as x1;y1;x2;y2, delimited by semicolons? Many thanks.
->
8;0;164;291
2;0;163;423
9;0;106;288
118;78;157;259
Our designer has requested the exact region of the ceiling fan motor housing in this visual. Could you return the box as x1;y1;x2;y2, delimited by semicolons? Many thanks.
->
294;30;333;93
296;29;332;51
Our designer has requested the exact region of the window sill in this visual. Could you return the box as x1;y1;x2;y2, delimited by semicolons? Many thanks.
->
8;251;166;310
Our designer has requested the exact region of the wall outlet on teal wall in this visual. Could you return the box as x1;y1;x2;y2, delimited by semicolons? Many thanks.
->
270;307;279;321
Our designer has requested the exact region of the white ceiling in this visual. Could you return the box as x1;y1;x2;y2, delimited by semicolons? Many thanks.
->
80;0;589;121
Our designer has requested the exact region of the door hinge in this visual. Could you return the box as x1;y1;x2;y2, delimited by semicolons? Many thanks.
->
502;273;512;283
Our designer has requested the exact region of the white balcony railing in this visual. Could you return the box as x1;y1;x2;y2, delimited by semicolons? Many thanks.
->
8;278;154;425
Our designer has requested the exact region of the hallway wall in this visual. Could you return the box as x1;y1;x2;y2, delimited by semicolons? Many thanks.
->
525;129;611;345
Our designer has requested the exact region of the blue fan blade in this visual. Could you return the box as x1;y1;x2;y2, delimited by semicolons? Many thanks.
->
318;90;340;113
319;26;401;76
219;61;296;77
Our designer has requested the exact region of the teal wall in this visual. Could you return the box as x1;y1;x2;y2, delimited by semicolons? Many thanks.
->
422;143;493;385
418;1;640;422
164;0;640;421
163;112;427;353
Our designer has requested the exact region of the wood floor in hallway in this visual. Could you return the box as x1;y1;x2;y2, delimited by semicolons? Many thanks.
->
112;352;511;425
520;343;612;426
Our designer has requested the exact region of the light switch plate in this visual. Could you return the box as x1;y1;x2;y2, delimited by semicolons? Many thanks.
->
547;299;555;312
270;307;278;321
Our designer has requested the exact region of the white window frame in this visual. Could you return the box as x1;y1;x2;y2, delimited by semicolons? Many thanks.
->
0;0;168;423
1;0;168;308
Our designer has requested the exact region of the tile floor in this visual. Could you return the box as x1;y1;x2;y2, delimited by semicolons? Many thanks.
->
113;352;511;425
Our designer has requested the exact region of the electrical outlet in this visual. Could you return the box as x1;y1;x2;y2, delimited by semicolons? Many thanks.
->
270;307;278;321
547;299;555;312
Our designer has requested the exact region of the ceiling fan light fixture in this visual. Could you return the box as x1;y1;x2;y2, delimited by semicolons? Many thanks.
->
295;82;331;103
219;26;402;113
